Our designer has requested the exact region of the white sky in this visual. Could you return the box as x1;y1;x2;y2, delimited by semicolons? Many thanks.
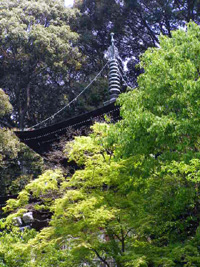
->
64;0;74;7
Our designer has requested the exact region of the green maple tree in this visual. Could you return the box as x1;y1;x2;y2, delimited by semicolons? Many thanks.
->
2;22;200;267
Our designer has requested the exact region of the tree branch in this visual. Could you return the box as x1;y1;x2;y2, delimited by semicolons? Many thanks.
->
92;249;110;267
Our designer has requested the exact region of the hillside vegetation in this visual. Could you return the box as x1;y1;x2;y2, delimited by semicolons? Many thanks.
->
1;22;200;266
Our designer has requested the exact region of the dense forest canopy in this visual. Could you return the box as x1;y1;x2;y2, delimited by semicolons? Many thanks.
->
1;0;200;266
1;0;200;129
0;0;80;129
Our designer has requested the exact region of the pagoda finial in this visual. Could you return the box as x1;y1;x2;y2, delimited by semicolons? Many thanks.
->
111;32;115;46
106;32;119;61
105;32;121;102
110;33;115;59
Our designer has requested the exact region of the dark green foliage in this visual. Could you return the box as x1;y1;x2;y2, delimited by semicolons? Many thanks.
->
74;0;200;87
0;88;43;196
0;142;43;196
0;0;81;129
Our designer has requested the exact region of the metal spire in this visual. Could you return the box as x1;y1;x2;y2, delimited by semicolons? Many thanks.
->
111;32;114;44
106;33;121;102
111;32;115;59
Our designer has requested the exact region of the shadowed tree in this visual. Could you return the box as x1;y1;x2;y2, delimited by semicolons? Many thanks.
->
73;0;200;87
0;89;43;196
0;0;81;129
